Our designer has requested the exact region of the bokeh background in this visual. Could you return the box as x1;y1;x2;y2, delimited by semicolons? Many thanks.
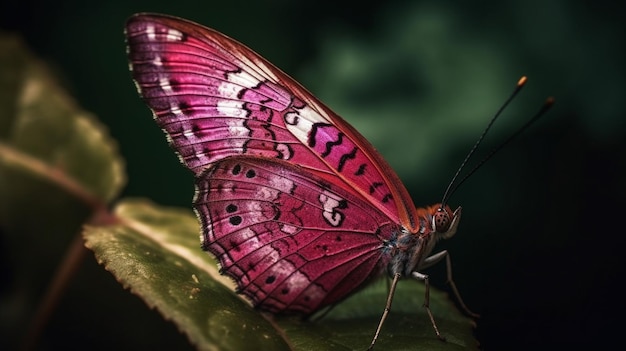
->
1;0;624;350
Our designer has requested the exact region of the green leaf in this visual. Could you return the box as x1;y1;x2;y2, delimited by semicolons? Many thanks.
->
0;34;125;206
84;199;477;350
0;33;125;289
84;199;290;351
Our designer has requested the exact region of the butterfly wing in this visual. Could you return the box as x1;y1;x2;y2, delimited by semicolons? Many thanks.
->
125;13;419;230
194;156;398;313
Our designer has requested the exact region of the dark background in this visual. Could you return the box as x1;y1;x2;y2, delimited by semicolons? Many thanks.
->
1;0;624;350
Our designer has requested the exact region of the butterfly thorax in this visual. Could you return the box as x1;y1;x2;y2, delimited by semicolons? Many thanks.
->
384;204;460;277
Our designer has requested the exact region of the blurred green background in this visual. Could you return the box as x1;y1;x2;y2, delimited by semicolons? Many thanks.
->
1;0;624;350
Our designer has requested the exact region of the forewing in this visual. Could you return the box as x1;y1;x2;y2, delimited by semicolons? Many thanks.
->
125;13;419;227
194;156;398;314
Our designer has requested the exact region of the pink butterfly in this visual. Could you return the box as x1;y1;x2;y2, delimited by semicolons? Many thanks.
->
125;13;474;348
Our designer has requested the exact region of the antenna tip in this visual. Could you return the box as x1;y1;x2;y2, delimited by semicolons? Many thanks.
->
517;76;528;86
545;96;555;105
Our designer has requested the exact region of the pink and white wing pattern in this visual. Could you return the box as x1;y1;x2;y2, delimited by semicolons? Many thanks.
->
124;13;426;314
194;156;398;314
125;14;419;229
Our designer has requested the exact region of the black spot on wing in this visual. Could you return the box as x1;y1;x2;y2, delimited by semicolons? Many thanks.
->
355;163;366;176
337;147;358;172
369;182;383;194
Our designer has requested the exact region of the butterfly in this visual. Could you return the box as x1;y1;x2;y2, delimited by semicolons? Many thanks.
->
125;13;475;349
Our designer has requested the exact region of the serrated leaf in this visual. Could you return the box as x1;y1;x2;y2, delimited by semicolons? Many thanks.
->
84;199;477;350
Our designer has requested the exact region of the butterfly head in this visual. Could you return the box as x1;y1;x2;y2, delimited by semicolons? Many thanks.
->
423;204;462;240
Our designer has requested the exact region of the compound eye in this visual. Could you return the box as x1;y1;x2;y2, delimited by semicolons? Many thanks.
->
433;208;451;232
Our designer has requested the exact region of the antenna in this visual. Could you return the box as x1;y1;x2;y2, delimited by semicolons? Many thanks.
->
440;77;554;208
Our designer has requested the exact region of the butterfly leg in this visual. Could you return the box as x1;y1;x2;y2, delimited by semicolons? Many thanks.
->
367;273;401;350
422;250;480;318
411;270;446;341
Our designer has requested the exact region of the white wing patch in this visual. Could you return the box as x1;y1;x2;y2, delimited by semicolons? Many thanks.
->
217;99;246;117
319;189;346;227
159;77;173;93
146;25;156;40
284;105;332;145
227;70;261;90
165;28;183;41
